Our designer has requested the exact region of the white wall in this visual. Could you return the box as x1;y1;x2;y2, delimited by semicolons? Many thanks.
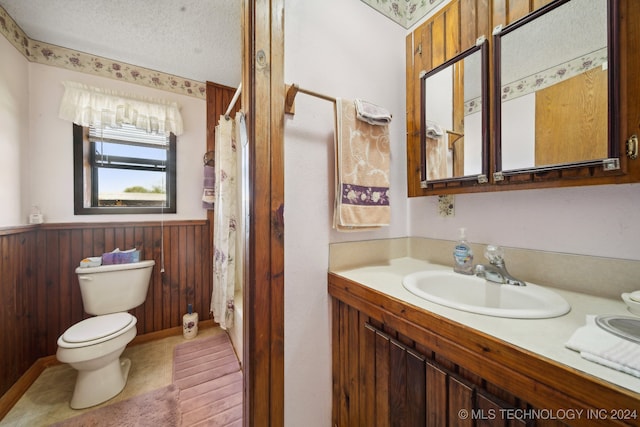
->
501;93;536;169
0;35;29;226
26;64;207;223
1;38;208;226
409;183;640;261
284;1;407;425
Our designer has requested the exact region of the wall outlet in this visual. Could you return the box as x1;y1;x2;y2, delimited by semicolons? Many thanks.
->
438;195;455;217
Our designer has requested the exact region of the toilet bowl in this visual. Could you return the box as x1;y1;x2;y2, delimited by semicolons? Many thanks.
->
56;260;154;409
57;313;137;409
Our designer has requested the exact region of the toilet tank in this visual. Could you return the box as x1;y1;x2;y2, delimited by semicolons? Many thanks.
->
75;260;155;315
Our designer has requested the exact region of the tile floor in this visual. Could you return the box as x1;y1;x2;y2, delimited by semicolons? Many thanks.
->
0;326;226;427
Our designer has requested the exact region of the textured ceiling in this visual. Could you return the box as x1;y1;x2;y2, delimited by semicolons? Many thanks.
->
0;0;241;87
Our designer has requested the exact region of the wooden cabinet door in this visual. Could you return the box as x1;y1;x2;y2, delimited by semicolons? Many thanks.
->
331;299;572;426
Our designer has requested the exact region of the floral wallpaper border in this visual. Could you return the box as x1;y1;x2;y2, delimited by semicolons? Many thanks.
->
0;6;206;99
464;97;483;116
500;48;607;103
361;0;447;29
463;47;607;115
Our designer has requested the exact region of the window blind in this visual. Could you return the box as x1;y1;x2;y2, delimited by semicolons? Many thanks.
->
89;124;169;148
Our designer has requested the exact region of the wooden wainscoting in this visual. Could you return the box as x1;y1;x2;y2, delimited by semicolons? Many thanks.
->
0;220;212;398
0;226;39;402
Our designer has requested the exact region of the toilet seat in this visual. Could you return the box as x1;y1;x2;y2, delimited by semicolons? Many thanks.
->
58;313;136;348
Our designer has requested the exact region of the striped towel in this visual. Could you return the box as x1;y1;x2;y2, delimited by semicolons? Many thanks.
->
565;315;640;378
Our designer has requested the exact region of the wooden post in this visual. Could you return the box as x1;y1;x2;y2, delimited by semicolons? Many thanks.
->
243;0;285;425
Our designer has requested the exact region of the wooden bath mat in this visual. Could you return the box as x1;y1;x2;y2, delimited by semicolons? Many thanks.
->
173;332;243;426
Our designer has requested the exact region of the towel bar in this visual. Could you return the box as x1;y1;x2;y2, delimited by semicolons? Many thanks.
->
285;83;336;115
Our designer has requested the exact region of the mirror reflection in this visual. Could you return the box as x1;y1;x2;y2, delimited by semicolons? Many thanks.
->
497;0;611;172
421;40;488;185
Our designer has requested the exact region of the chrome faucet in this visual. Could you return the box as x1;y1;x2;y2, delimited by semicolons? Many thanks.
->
474;245;526;286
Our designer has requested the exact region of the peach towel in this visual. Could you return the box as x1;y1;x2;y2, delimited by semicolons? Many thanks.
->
334;98;390;231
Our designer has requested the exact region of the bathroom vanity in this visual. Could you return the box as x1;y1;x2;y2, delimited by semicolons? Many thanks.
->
328;241;640;427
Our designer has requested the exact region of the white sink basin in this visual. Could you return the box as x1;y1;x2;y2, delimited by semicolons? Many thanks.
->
402;270;570;319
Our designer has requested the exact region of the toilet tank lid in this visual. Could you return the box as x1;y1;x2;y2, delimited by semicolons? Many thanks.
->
75;259;155;274
62;313;134;343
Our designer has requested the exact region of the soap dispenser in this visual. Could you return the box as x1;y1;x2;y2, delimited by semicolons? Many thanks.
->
183;303;199;339
453;227;474;275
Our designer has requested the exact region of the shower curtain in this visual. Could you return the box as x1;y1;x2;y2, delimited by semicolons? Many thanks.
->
211;112;245;330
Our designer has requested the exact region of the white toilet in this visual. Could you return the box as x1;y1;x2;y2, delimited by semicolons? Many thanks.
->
56;260;155;409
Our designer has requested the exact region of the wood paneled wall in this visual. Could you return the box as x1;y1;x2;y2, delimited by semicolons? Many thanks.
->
0;226;38;400
0;220;212;397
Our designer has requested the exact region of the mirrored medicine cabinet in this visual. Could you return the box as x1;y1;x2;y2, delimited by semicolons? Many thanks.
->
409;0;638;196
420;38;489;187
494;0;618;179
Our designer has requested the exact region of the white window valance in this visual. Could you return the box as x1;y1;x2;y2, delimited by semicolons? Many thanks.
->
58;81;184;135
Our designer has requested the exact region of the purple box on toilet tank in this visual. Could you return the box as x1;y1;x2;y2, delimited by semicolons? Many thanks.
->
102;250;141;265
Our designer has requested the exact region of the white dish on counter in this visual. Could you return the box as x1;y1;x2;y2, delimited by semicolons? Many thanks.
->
621;292;640;316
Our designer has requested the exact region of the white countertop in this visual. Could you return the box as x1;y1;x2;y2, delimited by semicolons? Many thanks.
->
331;257;640;395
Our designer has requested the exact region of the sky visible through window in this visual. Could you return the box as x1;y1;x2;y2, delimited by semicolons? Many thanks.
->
95;142;167;194
99;169;166;193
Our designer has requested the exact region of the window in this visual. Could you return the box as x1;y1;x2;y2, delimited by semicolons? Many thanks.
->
73;123;177;214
